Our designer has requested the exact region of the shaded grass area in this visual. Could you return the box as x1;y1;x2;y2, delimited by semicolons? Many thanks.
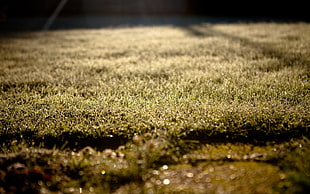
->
0;23;310;193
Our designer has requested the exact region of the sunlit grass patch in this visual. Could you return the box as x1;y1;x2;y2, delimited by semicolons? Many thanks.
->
0;23;309;193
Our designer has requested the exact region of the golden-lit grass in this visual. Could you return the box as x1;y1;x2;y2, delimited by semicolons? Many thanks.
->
0;23;309;193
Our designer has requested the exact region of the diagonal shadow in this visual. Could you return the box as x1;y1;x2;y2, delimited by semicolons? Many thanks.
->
179;24;310;72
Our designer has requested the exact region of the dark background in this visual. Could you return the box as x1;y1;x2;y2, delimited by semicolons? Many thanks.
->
1;0;309;19
0;0;309;31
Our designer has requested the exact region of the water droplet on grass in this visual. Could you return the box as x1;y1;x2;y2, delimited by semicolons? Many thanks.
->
163;179;170;185
230;174;236;180
101;170;106;175
186;172;194;178
155;180;161;185
280;173;286;180
162;165;168;170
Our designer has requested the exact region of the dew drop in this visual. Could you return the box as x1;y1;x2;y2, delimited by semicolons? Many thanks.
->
230;174;236;180
155;180;161;185
186;172;194;178
280;173;286;180
162;165;168;170
101;170;106;175
89;187;94;192
163;179;170;185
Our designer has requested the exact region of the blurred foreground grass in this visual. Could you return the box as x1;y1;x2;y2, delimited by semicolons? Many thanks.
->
0;23;309;193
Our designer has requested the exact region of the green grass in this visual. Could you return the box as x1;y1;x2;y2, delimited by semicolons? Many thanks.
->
0;23;309;193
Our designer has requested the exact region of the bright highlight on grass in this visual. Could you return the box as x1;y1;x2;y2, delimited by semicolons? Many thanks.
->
101;169;106;175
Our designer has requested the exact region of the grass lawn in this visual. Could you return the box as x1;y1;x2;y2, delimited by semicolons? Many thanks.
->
0;22;309;193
